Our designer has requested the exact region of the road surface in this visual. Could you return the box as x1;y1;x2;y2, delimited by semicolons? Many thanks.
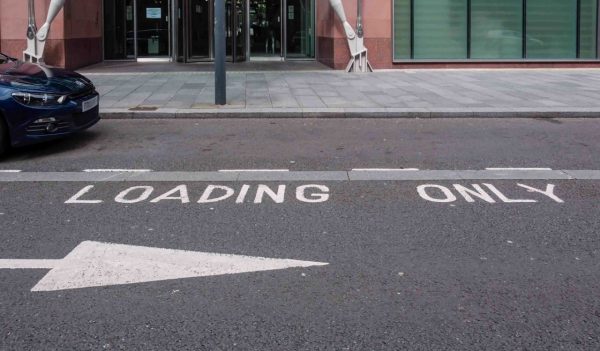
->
1;118;599;350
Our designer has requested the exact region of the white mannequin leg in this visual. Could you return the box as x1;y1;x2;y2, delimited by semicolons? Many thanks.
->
37;0;65;41
328;0;355;39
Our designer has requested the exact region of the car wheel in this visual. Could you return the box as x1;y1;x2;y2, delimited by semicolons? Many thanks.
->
0;117;9;157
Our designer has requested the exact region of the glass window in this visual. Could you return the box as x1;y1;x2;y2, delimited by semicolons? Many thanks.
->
393;0;411;60
470;0;523;59
526;0;577;59
393;0;599;61
580;0;598;59
413;0;468;59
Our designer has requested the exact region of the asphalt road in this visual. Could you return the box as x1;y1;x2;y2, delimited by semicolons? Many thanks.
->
1;118;599;171
1;119;599;350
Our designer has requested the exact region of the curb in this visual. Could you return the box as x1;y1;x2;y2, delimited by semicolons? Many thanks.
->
99;108;600;119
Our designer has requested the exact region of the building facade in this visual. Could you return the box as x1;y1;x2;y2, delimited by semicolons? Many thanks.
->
0;0;599;70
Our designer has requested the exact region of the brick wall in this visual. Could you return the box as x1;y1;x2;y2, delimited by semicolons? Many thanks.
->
0;0;102;69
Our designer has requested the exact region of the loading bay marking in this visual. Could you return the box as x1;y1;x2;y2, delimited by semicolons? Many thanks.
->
417;183;564;203
66;184;331;204
63;183;564;204
0;241;328;292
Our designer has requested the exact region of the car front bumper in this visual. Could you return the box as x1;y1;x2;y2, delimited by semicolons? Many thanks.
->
6;92;101;147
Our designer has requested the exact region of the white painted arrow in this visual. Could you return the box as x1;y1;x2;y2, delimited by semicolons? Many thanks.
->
0;241;329;292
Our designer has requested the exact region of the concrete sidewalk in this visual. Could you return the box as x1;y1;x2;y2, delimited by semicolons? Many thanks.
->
86;69;600;119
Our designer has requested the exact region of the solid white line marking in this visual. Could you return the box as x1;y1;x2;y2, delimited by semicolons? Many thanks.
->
0;170;22;173
218;169;290;172
486;167;553;171
83;169;152;173
352;168;420;172
0;241;328;292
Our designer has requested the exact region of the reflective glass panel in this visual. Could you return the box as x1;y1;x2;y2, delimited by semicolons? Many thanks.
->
470;0;523;59
526;0;577;59
413;0;468;59
580;0;598;59
393;0;411;60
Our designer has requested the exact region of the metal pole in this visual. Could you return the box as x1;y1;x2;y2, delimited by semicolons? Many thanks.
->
214;0;227;105
171;0;179;62
27;0;37;55
357;0;363;38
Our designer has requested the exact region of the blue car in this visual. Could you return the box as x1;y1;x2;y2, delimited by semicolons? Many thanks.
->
0;53;100;155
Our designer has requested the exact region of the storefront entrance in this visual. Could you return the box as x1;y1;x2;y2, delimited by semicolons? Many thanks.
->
103;0;172;60
180;0;246;62
103;0;314;62
248;0;315;60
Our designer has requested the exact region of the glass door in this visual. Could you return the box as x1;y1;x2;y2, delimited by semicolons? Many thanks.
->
136;0;171;57
183;0;245;62
185;0;211;61
285;0;314;58
103;0;135;59
226;0;234;59
227;0;247;61
249;0;282;59
233;0;247;61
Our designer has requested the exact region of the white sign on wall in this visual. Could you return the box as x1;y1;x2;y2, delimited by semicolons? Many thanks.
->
146;8;162;19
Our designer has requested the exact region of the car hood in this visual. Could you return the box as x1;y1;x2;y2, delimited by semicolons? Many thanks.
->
0;61;93;95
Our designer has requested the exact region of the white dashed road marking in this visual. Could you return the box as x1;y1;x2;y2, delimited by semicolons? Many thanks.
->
352;168;420;172
0;168;598;182
218;169;290;172
83;169;153;173
486;167;553;171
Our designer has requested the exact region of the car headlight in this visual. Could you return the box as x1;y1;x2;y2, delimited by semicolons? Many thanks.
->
12;92;68;107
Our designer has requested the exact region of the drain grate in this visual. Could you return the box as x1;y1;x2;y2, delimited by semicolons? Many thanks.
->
129;106;159;111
